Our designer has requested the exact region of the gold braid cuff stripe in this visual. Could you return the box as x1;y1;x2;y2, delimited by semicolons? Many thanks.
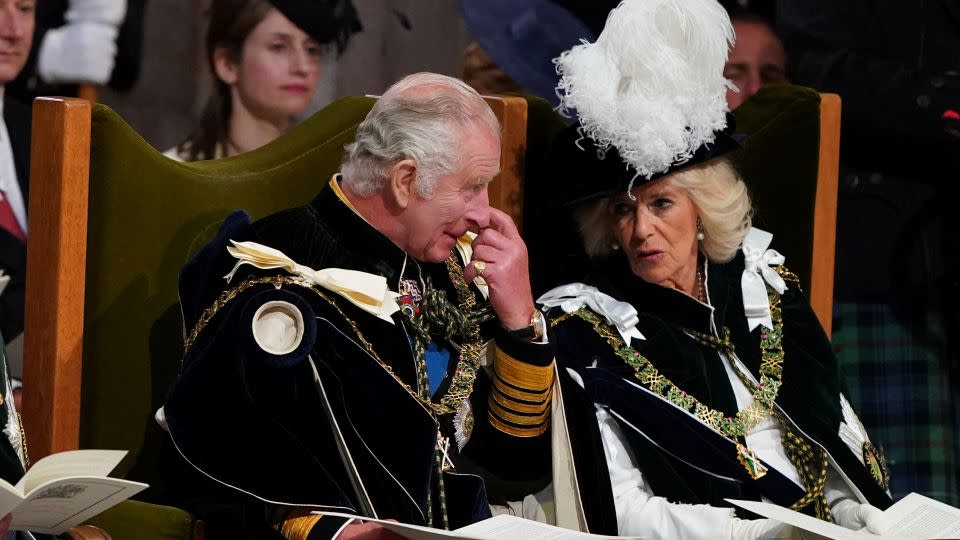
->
494;348;555;390
278;514;323;540
488;398;549;426
490;384;551;415
488;411;550;438
493;377;552;403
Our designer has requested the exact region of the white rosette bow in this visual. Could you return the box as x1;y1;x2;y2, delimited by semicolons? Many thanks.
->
224;240;402;323
741;228;788;331
538;283;645;344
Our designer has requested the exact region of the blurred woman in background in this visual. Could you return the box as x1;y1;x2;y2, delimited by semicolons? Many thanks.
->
166;0;360;161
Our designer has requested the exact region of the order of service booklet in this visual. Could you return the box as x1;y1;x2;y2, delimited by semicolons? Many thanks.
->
0;449;148;534
728;493;960;540
313;511;637;540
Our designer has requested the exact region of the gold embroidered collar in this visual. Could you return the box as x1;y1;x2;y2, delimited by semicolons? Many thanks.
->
554;266;800;480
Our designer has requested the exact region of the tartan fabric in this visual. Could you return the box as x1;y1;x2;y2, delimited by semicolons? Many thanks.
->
832;301;959;505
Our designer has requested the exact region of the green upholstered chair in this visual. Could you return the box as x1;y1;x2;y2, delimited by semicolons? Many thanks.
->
20;94;529;538
516;94;577;296
730;85;841;337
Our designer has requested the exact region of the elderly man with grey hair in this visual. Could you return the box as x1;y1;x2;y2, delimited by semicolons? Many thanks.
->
160;72;554;539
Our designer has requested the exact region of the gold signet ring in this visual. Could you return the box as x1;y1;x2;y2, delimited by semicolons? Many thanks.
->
472;260;487;276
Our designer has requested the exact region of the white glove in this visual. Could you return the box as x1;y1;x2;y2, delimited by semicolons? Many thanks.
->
831;499;884;534
65;0;127;25
38;0;127;84
38;21;119;84
730;518;829;540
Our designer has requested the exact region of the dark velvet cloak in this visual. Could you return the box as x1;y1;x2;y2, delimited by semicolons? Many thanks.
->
548;253;893;535
163;185;552;537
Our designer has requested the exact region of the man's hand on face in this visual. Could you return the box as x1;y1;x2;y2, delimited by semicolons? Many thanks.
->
462;207;535;330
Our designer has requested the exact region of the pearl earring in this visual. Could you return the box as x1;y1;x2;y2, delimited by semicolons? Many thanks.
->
696;218;705;241
611;243;621;251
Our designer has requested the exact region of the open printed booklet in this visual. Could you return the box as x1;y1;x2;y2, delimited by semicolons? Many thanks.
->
728;493;960;540
315;511;637;540
0;449;147;534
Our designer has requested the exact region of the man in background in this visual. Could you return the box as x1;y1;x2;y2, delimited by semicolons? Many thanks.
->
7;0;141;101
724;7;788;109
0;6;35;532
0;0;35;382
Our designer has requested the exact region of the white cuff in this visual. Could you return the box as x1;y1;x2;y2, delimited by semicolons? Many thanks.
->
37;22;119;85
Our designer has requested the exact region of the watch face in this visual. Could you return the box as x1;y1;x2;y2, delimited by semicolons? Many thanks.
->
506;311;544;340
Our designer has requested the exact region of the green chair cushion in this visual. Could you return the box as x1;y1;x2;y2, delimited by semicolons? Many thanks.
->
80;96;376;496
731;84;823;292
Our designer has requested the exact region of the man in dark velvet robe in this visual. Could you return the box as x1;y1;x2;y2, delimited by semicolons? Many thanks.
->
161;73;554;539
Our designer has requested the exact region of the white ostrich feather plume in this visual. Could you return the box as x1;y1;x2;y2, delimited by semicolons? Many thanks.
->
555;0;735;178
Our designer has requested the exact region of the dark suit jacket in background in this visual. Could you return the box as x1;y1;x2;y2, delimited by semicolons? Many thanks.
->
0;95;31;345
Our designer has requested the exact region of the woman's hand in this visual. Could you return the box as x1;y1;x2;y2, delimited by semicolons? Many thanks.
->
831;499;884;533
0;513;11;536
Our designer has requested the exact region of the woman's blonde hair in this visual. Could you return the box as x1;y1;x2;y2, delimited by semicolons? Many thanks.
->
575;158;753;263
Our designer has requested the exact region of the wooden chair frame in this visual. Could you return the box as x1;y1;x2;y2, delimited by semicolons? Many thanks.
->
23;97;91;461
811;94;841;337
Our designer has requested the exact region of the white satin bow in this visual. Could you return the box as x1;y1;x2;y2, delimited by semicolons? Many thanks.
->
537;283;645;344
224;240;402;323
741;228;787;331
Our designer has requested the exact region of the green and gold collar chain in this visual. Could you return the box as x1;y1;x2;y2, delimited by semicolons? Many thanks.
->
400;254;493;416
402;254;492;529
553;267;834;520
553;277;786;481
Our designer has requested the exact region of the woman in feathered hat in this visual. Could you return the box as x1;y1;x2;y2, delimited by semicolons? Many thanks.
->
537;0;893;537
